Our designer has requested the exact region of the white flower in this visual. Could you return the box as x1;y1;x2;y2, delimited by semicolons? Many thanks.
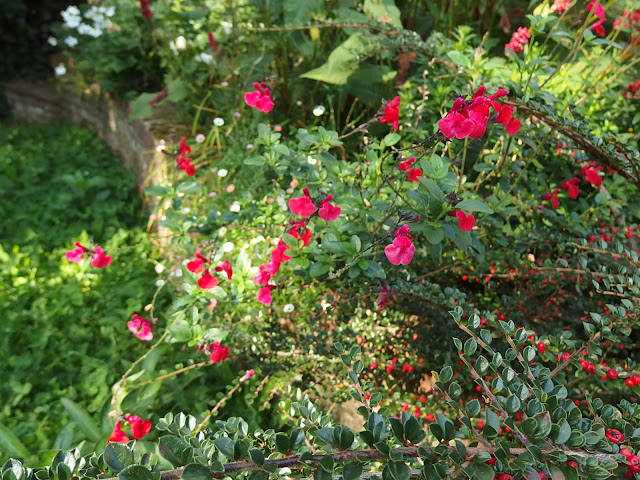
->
78;23;102;37
229;201;241;213
312;105;326;116
250;235;265;245
213;117;224;126
155;279;165;287
195;134;205;143
175;35;187;49
64;36;79;47
61;6;81;28
181;207;191;214
320;299;331;311
307;155;317;165
218;168;228;177
54;64;67;76
47;36;57;46
220;21;232;34
155;139;166;152
283;304;295;313
155;264;165;274
246;144;254;149
218;227;227;237
222;242;234;252
195;52;213;64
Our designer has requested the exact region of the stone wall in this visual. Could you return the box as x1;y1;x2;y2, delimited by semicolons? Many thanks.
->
3;79;183;190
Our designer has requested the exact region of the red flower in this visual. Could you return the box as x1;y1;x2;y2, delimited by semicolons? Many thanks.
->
91;246;113;268
209;342;230;363
407;168;422;182
379;96;401;131
125;415;152;440
245;82;274;113
258;285;274;305
66;241;87;263
543;190;560;210
289;223;313;246
289;188;316;217
605;429;624;444
560;177;580;199
187;253;208;274
128;314;153;341
215;260;233;280
384;225;415;266
456;211;476;232
197;269;218;289
271;240;292;263
107;422;130;444
178;137;191;155
581;163;603;186
587;1;607;36
398;157;416;171
138;0;152;20
207;32;218;53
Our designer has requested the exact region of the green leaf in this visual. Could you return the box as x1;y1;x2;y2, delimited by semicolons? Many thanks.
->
419;178;446;203
104;443;134;472
128;93;156;121
249;449;265;466
144;185;171;197
181;464;212;480
118;465;153;480
382;133;401;147
439;366;453;383
59;398;101;442
214;437;235;459
447;51;471;69
159;435;192;467
0;423;30;459
2;459;26;480
363;0;402;26
177;182;200;194
455;199;494;214
465;399;481;418
274;433;290;454
342;462;362;480
383;461;410;480
309;262;331;278
301;35;366;85
244;156;266;166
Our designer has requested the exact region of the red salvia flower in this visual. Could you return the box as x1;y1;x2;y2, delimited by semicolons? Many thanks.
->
66;241;87;263
379;96;401;131
407;168;423;182
384;225;415;266
138;0;152;20
107;422;130;444
91;246;113;268
128;314;153;341
209;342;230;363
560;177;580;199
456;211;476;231
207;32;218;53
197;269;218;289
257;285;274;305
289;188;316;217
125;415;152;440
245;82;274;113
215;260;233;280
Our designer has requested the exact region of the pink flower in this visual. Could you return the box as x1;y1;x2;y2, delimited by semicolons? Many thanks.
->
407;168;422;182
253;264;272;286
560;177;580;199
551;0;572;12
581;163;603;186
375;285;391;312
187;253;208;274
439;87;519;140
319;202;341;221
91;246;113;268
215;260;233;280
245;82;274;113
587;1;607;36
66;241;87;263
398;157;416;171
128;314;153;341
456;211;476;232
506;27;531;53
197;269;219;289
379;96;401;131
209;341;230;363
107;422;130;444
240;369;255;382
289;188;316;217
125;415;152;440
384;225;415;266
258;286;274;304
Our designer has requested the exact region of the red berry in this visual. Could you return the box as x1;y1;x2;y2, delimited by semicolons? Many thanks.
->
620;448;632;458
607;368;619;379
426;413;435;422
626;378;635;387
538;473;548;480
477;422;485;429
633;374;640;384
497;474;514;480
537;342;546;352
567;461;578;469
606;429;624;444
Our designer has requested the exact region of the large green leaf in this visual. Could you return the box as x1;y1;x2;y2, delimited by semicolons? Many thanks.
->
59;398;101;442
0;423;30;459
363;0;401;26
301;34;366;85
